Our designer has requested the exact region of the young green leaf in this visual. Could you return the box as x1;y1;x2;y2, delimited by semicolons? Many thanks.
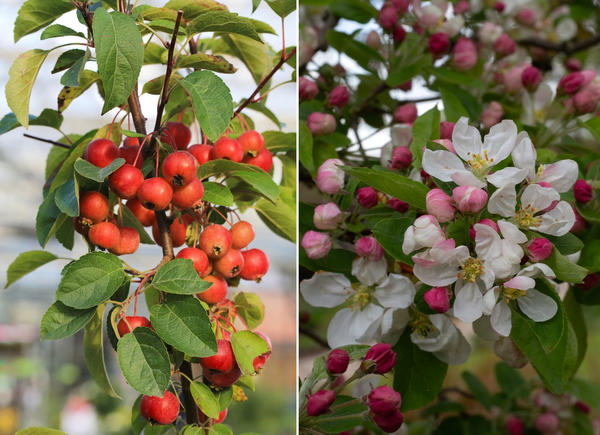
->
233;292;265;329
190;381;220;419
164;0;227;20
216;34;270;84
73;157;125;182
187;11;260;41
1;109;63;135
202;182;234;206
197;159;263;179
231;170;279;202
40;301;95;340
41;24;85;40
230;330;270;374
14;0;75;42
35;190;62;247
5;250;59;288
175;54;236;74
255;186;296;242
152;259;212;295
265;0;296;18
372;217;414;264
542;247;588;283
54;177;79;217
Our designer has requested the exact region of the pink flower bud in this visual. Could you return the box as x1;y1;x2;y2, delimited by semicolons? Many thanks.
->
357;187;379;208
372;408;404;432
363;343;397;374
368;386;402;415
394;103;417;124
307;390;336;416
433;139;455;153
481;101;504;128
327;349;350;374
429;32;450;55
328;85;350;108
493;33;516;56
527;238;553;262
389;198;409;213
452;37;478;71
307;112;336;136
581;69;597;86
390;0;409;14
391;146;412;169
578;273;600;291
559;72;585;94
469;218;499;239
522;66;542;90
439;121;455;139
313;202;343;230
453;186;488;213
506;417;525;435
356;236;384;261
366;30;382;50
333;64;346;77
379;4;398;30
504;65;528;93
454;1;469;14
534;412;560;432
398;80;412;91
392;25;406;44
299;77;318;101
426;188;456;222
516;8;536;26
424;287;450;313
301;231;332;259
574;179;593;203
574;84;600;114
566;58;582;72
575;401;591;414
316;158;345;195
494;2;505;12
571;207;586;233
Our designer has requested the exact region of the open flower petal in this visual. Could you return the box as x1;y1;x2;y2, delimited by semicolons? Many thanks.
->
487;184;517;217
422;149;466;182
482;119;518;162
374;274;416;309
452;117;483;162
537;160;578;193
491;300;512;336
498;220;528;244
352;257;388;286
512;131;536;179
517;289;558;322
521;184;559;211
487;167;528;188
453;280;483;322
538;201;575;236
327;305;383;348
300;271;351;307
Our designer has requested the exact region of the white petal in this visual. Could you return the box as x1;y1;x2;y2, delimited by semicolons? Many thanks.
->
352;304;385;343
422;149;466;182
411;314;452;353
480;266;496;289
351;374;380;398
498;220;528;244
453;281;484;322
487;257;519;280
413;262;458;286
300;272;351;307
538;201;575;236
482;287;500;315
402;225;416;254
434;324;471;365
473;315;499;341
491;301;512;336
517;289;558;322
487;167;528;188
451;170;487;188
380;309;409;344
374;274;416;308
521;184;559;211
327;309;360;348
379;141;393;167
452;117;483;162
475;224;501;260
537;160;578;193
352;257;388;286
511;131;536;179
504;275;535;290
500;239;524;264
482;119;518;163
391;124;413;148
519;263;556;279
487;184;517;217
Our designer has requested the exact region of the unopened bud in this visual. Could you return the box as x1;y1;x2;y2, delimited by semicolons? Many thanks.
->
301;231;332;259
326;349;350;374
307;112;336;136
394;103;417;124
390;146;412;169
313;203;343;230
357;187;378;208
355;236;384;261
299;77;318;101
527;238;553;262
363;343;397;374
328;85;350;108
307;390;336;416
426;188;456;222
574;179;593;203
368;386;402;415
424;287;450;313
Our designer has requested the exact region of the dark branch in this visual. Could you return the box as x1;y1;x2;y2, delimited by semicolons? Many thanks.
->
352;82;389;115
180;361;199;425
518;34;600;55
128;85;147;135
299;326;329;349
23;134;71;149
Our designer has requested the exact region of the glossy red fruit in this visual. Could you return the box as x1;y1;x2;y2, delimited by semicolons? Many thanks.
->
123;137;140;147
119;145;143;169
140;391;179;425
243;148;273;172
162;151;198;186
84;138;119;168
176;247;210;276
253;331;272;372
199;409;227;424
109;164;144;199
230;221;254;249
199;339;234;372
197;275;227;304
117;315;151;336
204;363;242;388
240;249;269;281
160;122;191;150
214;249;244;278
199;224;232;259
110;227;140;255
172;178;204;209
238;130;265;157
213;137;244;162
80;191;110;222
188;144;214;166
126;198;155;226
153;215;192;247
137;177;173;210
89;221;120;249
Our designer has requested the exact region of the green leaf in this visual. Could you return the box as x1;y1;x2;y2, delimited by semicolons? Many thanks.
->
176;53;236;74
564;290;587;373
188;11;260;41
495;362;528;398
263;131;295;152
216;387;233;411
461;371;493;410
49;130;97;192
299;121;315;175
197;159;264;179
249;18;275;34
92;8;144;114
567;378;600;409
84;304;120;397
56;252;125;309
546;232;584;256
326;30;382;72
73;157;125;182
41;24;85;40
217;34;270;84
393;329;448;410
230;330;269;374
55;177;79;217
329;0;376;23
233;292;264;329
35;190;63;247
0;109;63;135
60;49;90;87
372;217;414;264
542;247;588;283
579;239;600;274
58;70;101;114
149;296;217;357
411;107;440;169
210;425;233;435
6;250;58;289
40;301;95;340
342;166;429;210
265;0;295;17
152;259;212;295
438;83;482;122
180;71;233;142
231;170;279;202
117;327;171;396
386;56;432;87
5;49;49;128
14;0;74;42
255;186;296;242
244;101;282;129
203;182;234;206
312;395;368;433
16;428;67;435
52;49;85;74
120;203;155;244
190;381;220;419
583;116;600;142
135;5;179;21
164;0;227;20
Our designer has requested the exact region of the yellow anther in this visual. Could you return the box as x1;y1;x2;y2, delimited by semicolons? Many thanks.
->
460;257;484;283
503;287;526;303
409;311;434;338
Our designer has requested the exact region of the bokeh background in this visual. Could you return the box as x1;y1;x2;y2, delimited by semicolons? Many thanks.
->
0;0;297;433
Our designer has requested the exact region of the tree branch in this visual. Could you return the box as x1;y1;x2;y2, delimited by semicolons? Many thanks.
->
23;133;71;149
128;85;147;135
518;34;600;55
299;326;329;348
180;361;199;425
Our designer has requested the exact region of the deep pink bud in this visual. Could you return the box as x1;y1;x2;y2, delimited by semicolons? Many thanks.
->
301;231;332;259
379;4;398;30
481;101;504;128
391;146;412;169
527;238;553;262
469;218;499;240
390;0;409;14
316;158;345;194
429;32;450;55
355;236;384;261
493;33;516;56
389;198;409;213
307;112;336;136
493;2;505;12
574;179;593;203
398;80;412;91
522;66;542;90
307;390;336;416
439;121;455;139
534;412;560;432
424;287;450;313
328;85;350;108
372;408;404;433
366;30;382;50
327;349;350;374
504;65;528;93
575;401;591;414
571;207;586;233
559;72;585;94
394;103;417;124
363;343;396;374
392;25;406;44
516;8;536;26
566;58;582;72
368;386;402;415
454;0;469;14
313;202;343;230
426;188;455;222
452;37;477;71
578;273;600;291
299;77;318;101
506;417;525;435
574;84;600;114
453;185;488;213
357;187;378;208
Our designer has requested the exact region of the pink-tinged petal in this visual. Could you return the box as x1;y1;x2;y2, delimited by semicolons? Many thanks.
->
452;117;483;162
521;184;560;211
300;271;352;307
412;252;436;267
422;149;466;182
475;223;501;260
487;167;528;188
519;263;556;279
491;301;512;336
487;184;517;217
433;238;456;250
537;159;578;193
517;289;558;322
453;280;484;322
374;274;416;309
451;170;486;187
504;275;535;290
538;201;575;236
482;119;518;163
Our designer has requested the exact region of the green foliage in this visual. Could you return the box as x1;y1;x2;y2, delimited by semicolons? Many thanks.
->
231;330;270;374
5;250;59;288
190;381;220;418
151;259;211;294
14;0;74;42
233;292;265;329
40;301;95;340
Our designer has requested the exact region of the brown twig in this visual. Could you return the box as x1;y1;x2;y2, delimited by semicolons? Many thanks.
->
23;133;71;149
518;34;600;55
127;86;147;135
179;361;199;425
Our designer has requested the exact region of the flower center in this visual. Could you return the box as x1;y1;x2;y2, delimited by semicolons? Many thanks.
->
534;109;545;123
515;204;541;228
409;311;434;338
348;284;372;310
503;287;526;303
466;151;493;177
459;257;484;282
